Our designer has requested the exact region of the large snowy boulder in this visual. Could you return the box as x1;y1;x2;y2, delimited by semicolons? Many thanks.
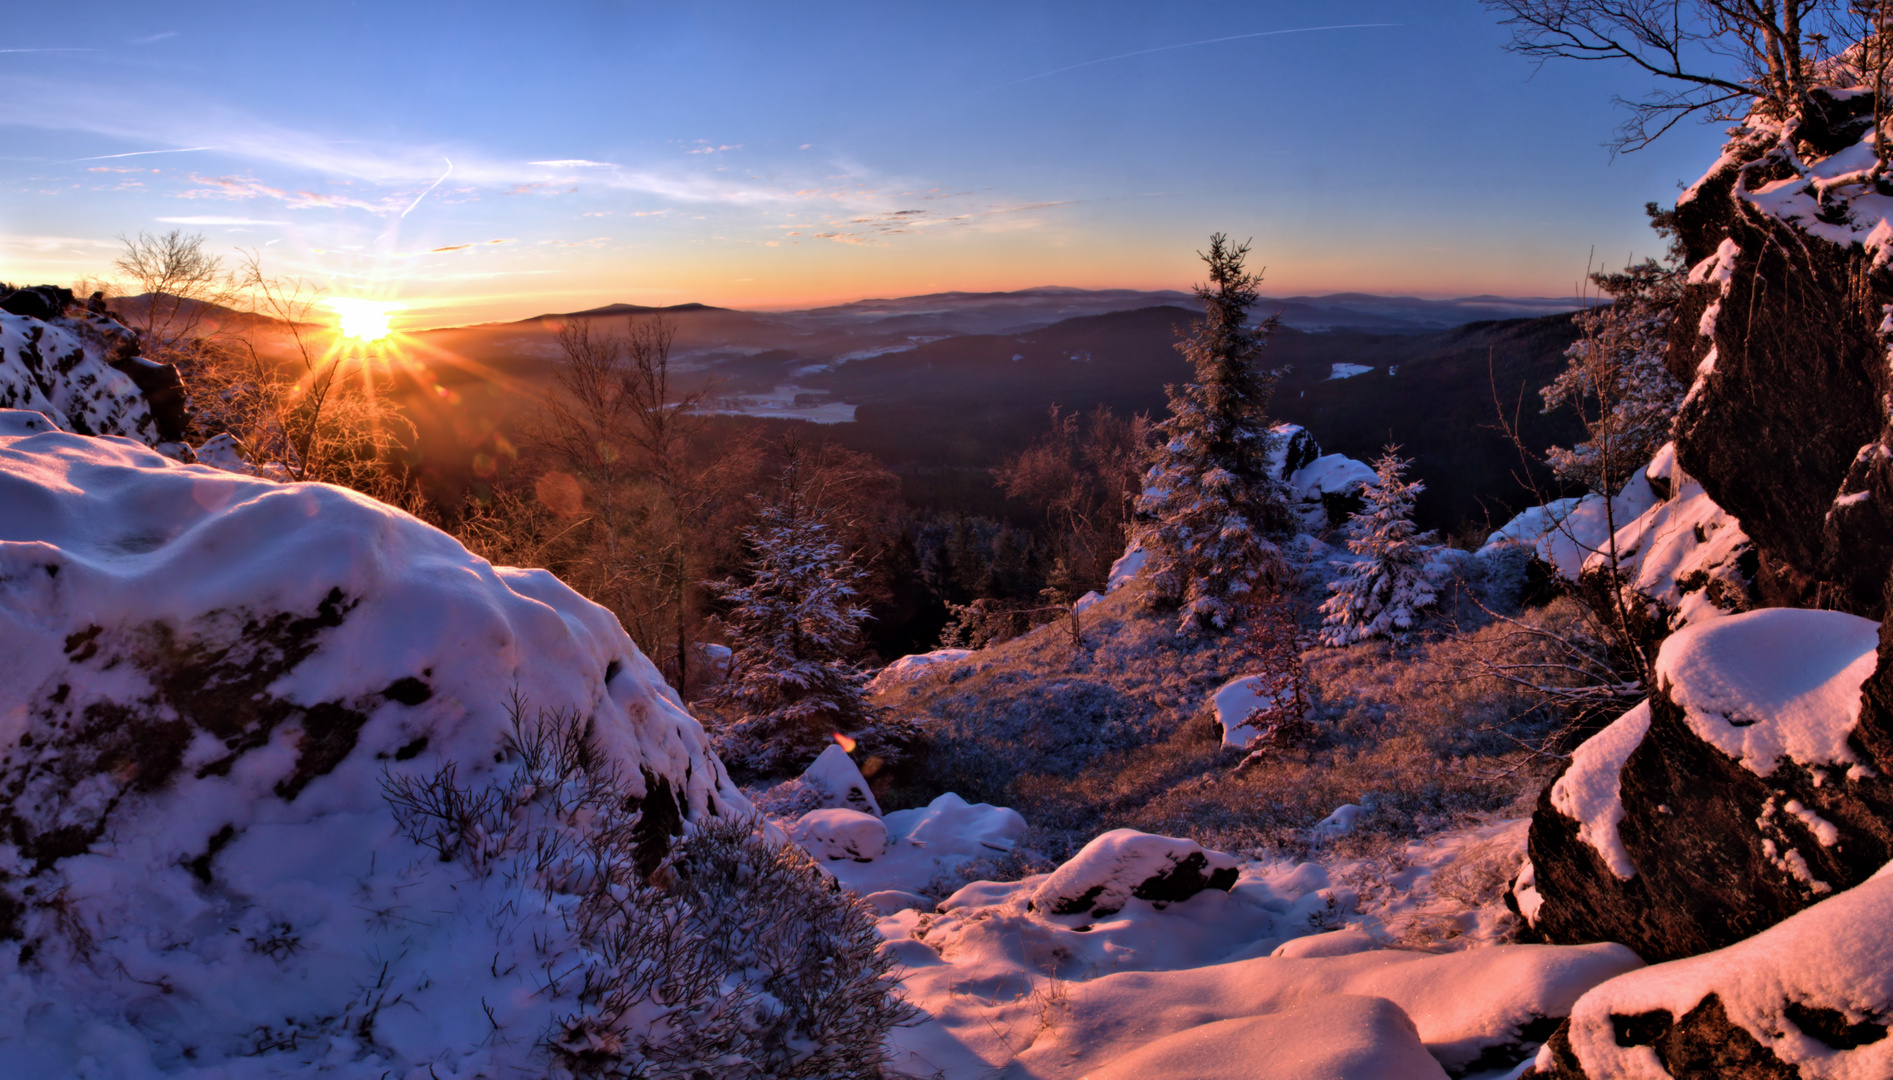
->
1520;606;1893;962
1032;829;1238;917
0;413;746;1075
1530;860;1893;1079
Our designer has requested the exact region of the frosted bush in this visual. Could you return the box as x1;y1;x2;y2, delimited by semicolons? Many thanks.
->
383;699;918;1079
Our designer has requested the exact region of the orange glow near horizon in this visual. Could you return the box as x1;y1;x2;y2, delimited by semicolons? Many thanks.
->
326;297;404;342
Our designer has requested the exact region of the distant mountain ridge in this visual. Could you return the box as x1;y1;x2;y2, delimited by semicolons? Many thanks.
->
496;287;1580;338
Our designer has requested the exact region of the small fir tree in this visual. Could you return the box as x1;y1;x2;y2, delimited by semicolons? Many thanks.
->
1318;447;1441;646
1133;235;1295;632
707;466;877;778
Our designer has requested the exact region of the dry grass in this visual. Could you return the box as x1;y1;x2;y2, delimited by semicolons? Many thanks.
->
877;553;1573;864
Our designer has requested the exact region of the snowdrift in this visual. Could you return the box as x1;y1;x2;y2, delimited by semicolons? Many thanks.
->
0;412;745;1076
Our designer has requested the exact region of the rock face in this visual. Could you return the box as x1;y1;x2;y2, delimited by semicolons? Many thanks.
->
1521;608;1893;963
1669;89;1893;615
0;412;746;1075
1032;828;1239;917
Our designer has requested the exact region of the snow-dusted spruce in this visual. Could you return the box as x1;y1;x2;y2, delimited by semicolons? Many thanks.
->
707;466;882;778
1133;234;1295;632
1319;447;1443;646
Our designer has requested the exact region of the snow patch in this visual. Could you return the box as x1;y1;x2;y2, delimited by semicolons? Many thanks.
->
866;647;975;692
1550;700;1653;880
1107;541;1148;591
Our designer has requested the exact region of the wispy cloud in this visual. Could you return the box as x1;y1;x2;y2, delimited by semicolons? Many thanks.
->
68;147;213;162
0;48;95;54
530;159;614;168
156;215;289;225
131;32;178;45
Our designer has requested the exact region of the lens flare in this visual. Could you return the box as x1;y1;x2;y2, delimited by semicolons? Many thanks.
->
831;732;857;753
326;297;403;342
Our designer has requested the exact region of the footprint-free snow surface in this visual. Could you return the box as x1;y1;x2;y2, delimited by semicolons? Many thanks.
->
0;411;743;1077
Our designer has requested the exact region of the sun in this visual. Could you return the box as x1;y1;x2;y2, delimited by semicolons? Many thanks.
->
326;297;403;342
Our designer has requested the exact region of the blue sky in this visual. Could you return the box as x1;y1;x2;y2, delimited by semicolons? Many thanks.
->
1;1;1729;326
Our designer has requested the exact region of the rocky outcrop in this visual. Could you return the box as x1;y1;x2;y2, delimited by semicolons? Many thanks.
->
1520;608;1893;963
0;286;188;449
1669;89;1893;616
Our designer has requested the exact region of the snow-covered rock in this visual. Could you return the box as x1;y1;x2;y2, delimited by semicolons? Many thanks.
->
1534;860;1893;1080
0;412;745;1076
1523;606;1893;963
790;807;888;861
800;741;882;815
1086;995;1449;1080
1290;452;1378;502
193;431;252;474
0;310;162;446
1547;701;1651;881
1032;829;1239;917
820;792;1027;898
1312;803;1366;842
866;647;975;691
1482;470;1660;580
1211;673;1297;750
1072;589;1104;614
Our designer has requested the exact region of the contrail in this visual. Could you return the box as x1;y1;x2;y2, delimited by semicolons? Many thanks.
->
402;157;453;217
989;23;1400;91
0;48;95;54
67;147;212;162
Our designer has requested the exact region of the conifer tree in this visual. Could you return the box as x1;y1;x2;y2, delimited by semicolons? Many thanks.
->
707;461;877;778
1133;234;1294;632
1319;447;1441;646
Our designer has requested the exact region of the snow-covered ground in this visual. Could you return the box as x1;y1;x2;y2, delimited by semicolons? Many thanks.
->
753;744;1639;1078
